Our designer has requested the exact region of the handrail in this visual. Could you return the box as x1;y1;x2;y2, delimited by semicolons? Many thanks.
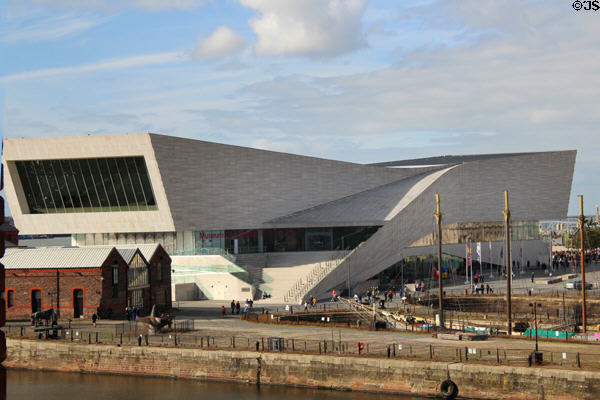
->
284;249;353;304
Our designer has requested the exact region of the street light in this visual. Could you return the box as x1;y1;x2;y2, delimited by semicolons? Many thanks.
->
529;302;542;352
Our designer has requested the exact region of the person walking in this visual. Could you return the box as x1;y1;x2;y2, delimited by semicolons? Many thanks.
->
236;301;241;315
92;313;97;327
230;300;236;314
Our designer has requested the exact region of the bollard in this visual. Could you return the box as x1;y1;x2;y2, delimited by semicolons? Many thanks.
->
256;341;260;352
292;339;295;351
88;332;91;344
261;337;264;351
387;346;391;358
393;344;396;357
496;348;500;364
201;337;203;347
233;336;236;348
207;336;210;347
429;345;433;359
577;353;581;368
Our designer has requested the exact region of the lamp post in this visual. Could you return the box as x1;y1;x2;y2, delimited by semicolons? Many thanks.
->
529;302;542;353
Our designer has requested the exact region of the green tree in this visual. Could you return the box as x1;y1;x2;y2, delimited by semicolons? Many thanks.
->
568;221;600;249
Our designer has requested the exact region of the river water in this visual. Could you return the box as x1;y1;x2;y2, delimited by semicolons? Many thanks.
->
7;369;430;400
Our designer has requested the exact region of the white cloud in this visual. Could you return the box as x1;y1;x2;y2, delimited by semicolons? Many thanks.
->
240;0;368;57
1;52;186;82
130;0;207;11
19;0;207;11
2;14;101;43
192;26;247;61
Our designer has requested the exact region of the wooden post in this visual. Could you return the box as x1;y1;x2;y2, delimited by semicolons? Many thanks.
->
579;195;587;333
503;190;512;335
434;193;444;329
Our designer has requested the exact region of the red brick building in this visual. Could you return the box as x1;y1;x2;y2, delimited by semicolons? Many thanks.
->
3;247;129;320
98;244;172;314
135;244;172;313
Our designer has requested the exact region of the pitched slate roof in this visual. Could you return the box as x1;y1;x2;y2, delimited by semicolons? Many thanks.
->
78;243;162;264
3;247;118;269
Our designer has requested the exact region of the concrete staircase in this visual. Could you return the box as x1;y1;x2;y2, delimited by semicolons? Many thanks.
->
235;251;346;304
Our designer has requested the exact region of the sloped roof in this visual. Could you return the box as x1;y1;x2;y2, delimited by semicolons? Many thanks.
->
371;152;537;167
3;247;118;269
264;167;452;227
79;243;162;263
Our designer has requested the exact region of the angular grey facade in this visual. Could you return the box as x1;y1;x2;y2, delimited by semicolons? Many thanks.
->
1;133;576;299
309;151;576;299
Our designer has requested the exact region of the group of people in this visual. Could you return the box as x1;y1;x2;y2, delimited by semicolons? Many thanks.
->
125;306;139;321
303;295;319;310
552;250;598;270
472;283;494;295
221;299;253;316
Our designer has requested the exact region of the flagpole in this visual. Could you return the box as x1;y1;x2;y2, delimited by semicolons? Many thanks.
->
489;240;494;278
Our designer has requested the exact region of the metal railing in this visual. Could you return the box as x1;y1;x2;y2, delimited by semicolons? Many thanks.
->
283;250;351;304
5;325;600;369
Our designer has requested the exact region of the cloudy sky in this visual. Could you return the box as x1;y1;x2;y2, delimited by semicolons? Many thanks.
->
1;0;598;216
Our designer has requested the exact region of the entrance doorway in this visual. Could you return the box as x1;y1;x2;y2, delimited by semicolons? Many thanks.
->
31;289;42;313
73;289;84;318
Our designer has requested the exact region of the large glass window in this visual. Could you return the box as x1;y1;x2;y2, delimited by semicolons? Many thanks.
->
15;157;157;213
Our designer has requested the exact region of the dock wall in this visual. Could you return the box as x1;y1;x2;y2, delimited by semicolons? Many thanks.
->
5;338;600;399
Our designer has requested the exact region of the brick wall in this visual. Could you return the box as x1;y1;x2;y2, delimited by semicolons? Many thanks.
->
148;246;172;312
4;250;129;320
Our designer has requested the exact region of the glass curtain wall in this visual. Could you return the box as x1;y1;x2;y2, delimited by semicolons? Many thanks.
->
15;157;157;213
409;220;540;247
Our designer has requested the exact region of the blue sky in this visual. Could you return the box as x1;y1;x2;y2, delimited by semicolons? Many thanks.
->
1;0;599;216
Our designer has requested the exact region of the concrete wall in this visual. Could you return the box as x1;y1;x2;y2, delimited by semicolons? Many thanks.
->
171;283;198;301
171;272;252;301
6;338;600;399
2;133;175;235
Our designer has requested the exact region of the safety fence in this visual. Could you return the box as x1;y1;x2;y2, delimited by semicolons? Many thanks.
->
4;324;600;370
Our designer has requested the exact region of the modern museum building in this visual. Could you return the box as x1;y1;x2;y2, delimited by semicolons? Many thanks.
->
1;133;576;301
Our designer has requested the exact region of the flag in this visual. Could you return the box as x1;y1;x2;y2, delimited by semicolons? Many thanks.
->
476;242;482;263
433;267;439;279
466;243;472;268
520;240;523;259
